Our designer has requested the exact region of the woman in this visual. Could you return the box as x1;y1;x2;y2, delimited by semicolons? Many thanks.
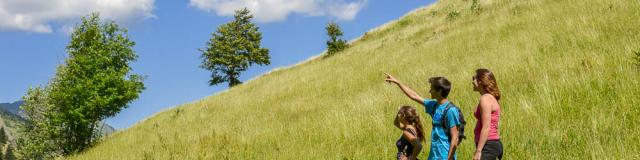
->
394;105;425;160
472;68;504;160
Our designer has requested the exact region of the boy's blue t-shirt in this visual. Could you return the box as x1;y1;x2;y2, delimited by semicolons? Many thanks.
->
423;99;462;160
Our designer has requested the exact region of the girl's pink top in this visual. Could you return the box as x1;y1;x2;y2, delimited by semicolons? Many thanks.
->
474;103;501;144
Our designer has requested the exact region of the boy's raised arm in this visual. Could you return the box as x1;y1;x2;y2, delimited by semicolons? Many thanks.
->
385;73;425;104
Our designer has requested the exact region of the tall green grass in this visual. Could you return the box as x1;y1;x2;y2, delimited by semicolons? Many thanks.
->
69;0;640;159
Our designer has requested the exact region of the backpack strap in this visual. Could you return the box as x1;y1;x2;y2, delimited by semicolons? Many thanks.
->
442;103;467;143
442;103;458;139
442;103;453;131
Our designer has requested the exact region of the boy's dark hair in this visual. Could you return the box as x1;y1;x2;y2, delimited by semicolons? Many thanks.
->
428;77;451;98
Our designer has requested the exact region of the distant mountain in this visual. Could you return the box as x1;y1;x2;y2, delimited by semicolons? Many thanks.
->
0;101;23;117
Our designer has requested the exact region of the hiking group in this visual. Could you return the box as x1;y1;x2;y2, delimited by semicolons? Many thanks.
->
386;68;503;160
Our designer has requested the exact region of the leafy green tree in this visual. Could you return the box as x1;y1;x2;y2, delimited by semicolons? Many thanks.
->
200;8;270;87
50;13;144;154
325;22;348;56
17;13;145;156
17;86;59;159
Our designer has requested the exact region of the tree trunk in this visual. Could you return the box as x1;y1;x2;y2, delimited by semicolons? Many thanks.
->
228;72;242;87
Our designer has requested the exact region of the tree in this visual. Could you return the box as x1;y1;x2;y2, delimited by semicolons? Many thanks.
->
0;127;5;159
200;8;270;87
17;87;60;159
17;13;145;156
0;127;11;160
325;22;348;56
51;13;144;154
3;144;15;160
0;127;6;146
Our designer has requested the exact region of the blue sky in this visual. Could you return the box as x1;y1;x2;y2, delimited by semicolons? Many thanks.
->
0;0;434;129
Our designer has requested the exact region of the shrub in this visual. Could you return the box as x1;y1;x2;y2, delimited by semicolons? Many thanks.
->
447;10;460;21
471;0;481;13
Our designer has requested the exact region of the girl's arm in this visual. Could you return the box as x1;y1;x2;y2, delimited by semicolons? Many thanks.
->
473;95;494;160
402;128;420;160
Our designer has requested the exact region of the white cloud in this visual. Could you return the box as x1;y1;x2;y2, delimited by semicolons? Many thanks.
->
0;0;156;33
189;0;367;22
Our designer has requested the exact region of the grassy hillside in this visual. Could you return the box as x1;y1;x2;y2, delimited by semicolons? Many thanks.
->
70;0;640;159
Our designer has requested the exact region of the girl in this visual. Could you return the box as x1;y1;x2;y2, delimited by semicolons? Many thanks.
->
394;105;425;160
471;69;504;160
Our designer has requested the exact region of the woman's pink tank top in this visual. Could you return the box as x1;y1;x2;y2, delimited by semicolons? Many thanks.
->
474;104;501;144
